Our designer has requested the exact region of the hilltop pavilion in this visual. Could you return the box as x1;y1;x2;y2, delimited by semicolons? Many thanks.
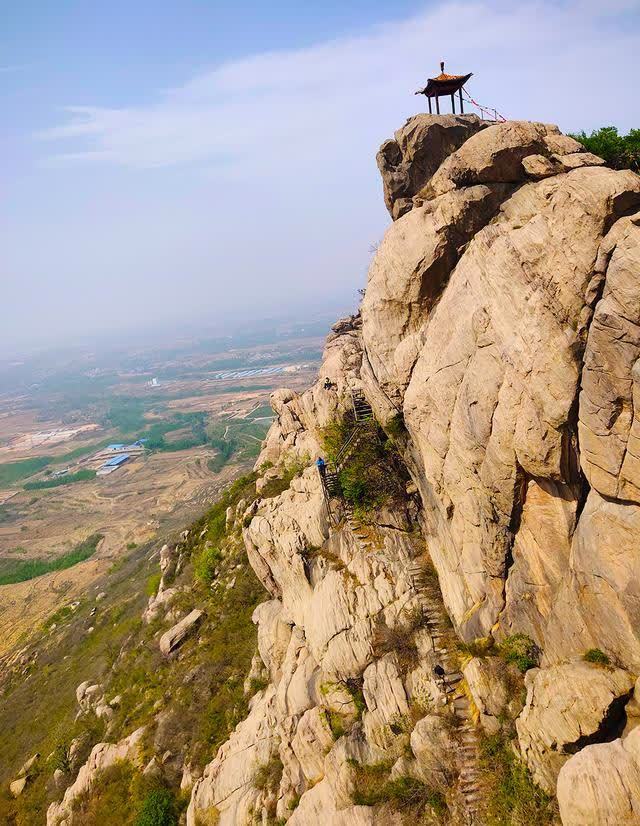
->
416;62;473;115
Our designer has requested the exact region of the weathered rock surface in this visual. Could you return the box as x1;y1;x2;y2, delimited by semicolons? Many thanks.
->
187;688;280;826
186;115;640;826
143;543;180;623
557;726;640;825
362;183;508;400
47;727;146;825
364;131;640;640
579;211;640;502
377;113;486;219
9;776;28;798
257;315;363;468
159;608;204;656
463;657;522;734
409;714;454;786
425;120;583;197
516;662;634;793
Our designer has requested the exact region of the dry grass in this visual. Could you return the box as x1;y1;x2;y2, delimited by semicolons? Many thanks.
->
372;607;429;675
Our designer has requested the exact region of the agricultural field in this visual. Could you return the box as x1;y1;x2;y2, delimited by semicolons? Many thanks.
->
0;319;324;655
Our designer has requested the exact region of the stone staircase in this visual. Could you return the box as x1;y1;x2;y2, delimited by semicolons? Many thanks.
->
351;388;374;423
317;389;483;819
319;389;375;519
407;562;483;825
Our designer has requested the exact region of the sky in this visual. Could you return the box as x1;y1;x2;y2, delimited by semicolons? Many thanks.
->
2;0;639;354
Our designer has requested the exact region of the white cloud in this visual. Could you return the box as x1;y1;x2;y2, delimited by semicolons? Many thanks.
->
38;0;640;170
5;0;639;350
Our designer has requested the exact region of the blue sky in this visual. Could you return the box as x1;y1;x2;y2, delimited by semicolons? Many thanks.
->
2;0;639;353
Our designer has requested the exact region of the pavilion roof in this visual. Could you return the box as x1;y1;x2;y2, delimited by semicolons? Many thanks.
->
416;71;473;97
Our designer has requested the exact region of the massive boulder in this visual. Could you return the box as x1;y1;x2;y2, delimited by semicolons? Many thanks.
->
362;183;508;400
159;609;204;656
516;662;634;793
363;121;640;641
424;120;586;196
557;726;640;825
377;113;486;219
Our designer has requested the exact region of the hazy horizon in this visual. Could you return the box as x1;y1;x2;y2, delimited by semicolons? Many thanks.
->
3;0;639;352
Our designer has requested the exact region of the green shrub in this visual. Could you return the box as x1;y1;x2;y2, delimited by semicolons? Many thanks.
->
498;634;539;673
288;793;301;811
350;761;445;815
479;733;557;824
248;676;269;695
194;545;222;584
323;709;347;740
384;775;446;813
349;760;392;805
135;787;178;826
259;457;307;500
53;742;72;773
71;762;182;826
320;412;408;518
145;572;161;597
71;761;136;822
570;126;640;171
253;754;283;793
385;412;407;441
343;677;366;717
584;648;610;666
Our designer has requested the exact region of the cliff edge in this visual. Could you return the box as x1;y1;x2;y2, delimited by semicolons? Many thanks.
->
44;115;640;826
188;115;640;825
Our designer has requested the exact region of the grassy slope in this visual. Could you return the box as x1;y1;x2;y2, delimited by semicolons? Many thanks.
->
0;471;269;826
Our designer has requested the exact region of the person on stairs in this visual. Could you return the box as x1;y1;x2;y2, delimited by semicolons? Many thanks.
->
316;456;327;480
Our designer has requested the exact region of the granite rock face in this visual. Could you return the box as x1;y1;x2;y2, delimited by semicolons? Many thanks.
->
557;726;640;825
187;116;640;824
516;662;634;792
377;113;486;219
368;116;640;821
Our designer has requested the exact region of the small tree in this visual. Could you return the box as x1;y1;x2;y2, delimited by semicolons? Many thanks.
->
570;126;640;172
135;787;178;826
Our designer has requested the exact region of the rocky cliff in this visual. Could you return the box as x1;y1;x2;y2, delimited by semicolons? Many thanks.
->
45;114;640;826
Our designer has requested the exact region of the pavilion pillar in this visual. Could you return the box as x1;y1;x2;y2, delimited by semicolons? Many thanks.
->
428;96;432;114
451;93;455;113
435;95;440;114
459;89;464;113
